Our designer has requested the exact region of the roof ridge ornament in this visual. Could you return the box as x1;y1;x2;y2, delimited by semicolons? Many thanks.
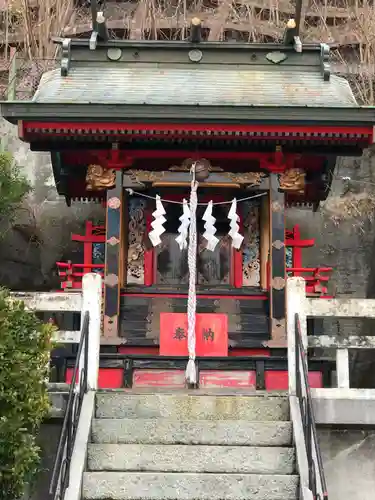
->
284;0;304;52
320;43;331;81
283;18;297;46
189;18;202;44
61;39;71;77
283;18;303;53
89;0;109;50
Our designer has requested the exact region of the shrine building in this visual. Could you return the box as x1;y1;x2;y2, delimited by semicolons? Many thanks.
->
2;17;375;389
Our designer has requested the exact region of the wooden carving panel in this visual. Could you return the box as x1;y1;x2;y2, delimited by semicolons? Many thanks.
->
242;200;260;287
127;198;147;284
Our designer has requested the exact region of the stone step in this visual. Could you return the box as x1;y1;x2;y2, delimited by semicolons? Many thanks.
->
82;472;299;500
91;419;293;446
95;392;289;421
87;444;296;474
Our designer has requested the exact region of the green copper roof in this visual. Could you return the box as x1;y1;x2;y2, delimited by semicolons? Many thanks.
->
32;64;357;108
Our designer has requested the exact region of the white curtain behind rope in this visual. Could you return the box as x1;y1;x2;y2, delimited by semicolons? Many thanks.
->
185;170;199;385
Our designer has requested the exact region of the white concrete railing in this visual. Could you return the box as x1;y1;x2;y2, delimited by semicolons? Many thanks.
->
11;273;102;389
11;289;82;343
287;277;375;426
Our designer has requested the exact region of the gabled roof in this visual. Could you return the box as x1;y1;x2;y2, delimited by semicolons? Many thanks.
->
33;64;357;108
2;39;374;140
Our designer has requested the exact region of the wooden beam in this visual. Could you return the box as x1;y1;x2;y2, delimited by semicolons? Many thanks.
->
120;190;128;287
309;335;375;349
305;298;375;318
10;292;81;312
260;193;269;290
103;171;124;338
268;173;286;344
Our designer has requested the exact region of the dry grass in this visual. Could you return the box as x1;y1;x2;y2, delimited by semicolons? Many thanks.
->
1;0;375;103
324;191;375;230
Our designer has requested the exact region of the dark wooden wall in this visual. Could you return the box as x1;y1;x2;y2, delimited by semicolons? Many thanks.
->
120;295;269;348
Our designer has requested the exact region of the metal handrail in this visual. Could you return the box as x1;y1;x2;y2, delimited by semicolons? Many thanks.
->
49;311;90;500
295;313;328;500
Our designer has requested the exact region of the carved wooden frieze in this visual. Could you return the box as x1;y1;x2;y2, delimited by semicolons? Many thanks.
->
125;169;266;187
225;171;265;187
242;201;261;287
86;164;116;191
279;168;305;193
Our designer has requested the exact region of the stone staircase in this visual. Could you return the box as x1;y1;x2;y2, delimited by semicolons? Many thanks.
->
82;391;299;500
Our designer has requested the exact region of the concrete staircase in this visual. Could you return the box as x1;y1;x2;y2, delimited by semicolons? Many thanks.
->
83;391;298;500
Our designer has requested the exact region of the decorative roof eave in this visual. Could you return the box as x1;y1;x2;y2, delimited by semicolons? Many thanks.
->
2;102;375;128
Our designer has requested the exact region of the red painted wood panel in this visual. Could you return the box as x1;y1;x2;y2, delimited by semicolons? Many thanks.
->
133;369;185;388
199;370;256;388
65;367;323;390
196;314;228;356
265;370;323;390
160;313;228;357
159;313;188;356
65;368;123;389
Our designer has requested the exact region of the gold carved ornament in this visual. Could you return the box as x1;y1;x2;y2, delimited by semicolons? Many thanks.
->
86;164;116;191
127;199;147;284
225;171;265;187
279;168;305;194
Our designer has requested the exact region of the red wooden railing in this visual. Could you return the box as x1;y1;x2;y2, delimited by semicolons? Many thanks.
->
284;224;333;296
287;267;333;295
56;262;105;289
56;221;333;296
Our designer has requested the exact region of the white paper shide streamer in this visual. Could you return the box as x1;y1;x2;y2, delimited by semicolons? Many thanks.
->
175;199;191;250
228;198;244;249
202;200;219;252
148;195;166;247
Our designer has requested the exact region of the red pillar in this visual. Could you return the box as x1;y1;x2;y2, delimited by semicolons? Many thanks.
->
83;220;93;275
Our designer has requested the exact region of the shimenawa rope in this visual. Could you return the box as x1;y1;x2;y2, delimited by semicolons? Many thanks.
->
185;165;198;385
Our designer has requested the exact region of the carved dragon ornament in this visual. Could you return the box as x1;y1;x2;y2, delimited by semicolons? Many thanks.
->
86;164;116;191
279;168;305;193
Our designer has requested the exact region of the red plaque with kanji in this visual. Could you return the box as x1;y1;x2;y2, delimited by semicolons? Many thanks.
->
160;313;228;357
196;313;228;356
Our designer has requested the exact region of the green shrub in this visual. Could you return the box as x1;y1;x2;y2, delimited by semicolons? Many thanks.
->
0;151;30;225
0;290;53;500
